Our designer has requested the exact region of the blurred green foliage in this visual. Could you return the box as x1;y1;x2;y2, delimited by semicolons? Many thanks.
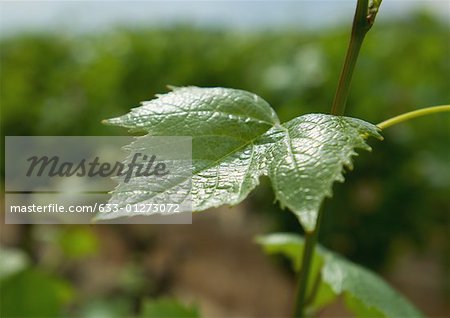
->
1;264;73;317
79;298;133;318
0;247;29;279
1;11;449;315
141;298;199;318
58;227;99;260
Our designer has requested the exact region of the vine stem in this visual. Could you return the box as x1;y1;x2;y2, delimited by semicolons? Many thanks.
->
293;207;324;317
377;105;450;130
331;0;376;116
294;1;382;317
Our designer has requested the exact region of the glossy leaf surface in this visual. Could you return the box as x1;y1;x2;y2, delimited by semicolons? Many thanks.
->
100;87;381;231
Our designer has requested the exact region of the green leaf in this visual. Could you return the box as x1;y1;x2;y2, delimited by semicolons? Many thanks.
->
266;114;381;230
104;86;279;137
100;87;381;231
256;233;424;318
254;233;333;310
101;87;279;216
141;298;199;318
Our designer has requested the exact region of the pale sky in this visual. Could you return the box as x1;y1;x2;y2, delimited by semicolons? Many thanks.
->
0;1;448;36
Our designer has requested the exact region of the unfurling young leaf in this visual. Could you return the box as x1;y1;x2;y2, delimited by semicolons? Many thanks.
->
256;233;423;318
99;87;381;231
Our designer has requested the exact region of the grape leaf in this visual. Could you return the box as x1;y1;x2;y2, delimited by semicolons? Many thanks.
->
100;87;381;231
101;87;280;217
266;114;380;230
256;233;423;318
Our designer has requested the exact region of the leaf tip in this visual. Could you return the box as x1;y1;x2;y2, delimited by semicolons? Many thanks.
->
295;210;318;233
166;84;182;91
101;118;118;126
368;126;384;141
335;173;346;182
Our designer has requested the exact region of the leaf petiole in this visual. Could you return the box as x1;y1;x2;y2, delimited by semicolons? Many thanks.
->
377;105;450;130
